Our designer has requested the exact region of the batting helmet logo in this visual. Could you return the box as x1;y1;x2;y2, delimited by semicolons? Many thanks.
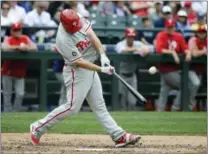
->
60;9;82;34
125;27;137;37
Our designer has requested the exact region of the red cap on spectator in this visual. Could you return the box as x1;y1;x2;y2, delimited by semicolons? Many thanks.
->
165;19;175;28
11;22;22;30
125;27;137;37
184;1;192;7
197;26;207;32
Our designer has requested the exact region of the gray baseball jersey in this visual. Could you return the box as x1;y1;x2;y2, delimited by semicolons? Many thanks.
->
31;15;125;142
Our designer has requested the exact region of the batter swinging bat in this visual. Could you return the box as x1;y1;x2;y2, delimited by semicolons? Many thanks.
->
113;71;147;103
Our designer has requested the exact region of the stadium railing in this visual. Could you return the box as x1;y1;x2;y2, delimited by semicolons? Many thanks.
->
1;51;206;111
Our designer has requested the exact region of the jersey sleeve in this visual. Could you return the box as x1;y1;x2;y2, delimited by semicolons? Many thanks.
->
56;36;82;63
155;33;165;53
25;36;35;46
115;41;125;53
80;17;92;34
188;37;198;50
179;35;188;52
3;37;10;45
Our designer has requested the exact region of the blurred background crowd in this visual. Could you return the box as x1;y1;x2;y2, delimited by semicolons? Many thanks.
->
1;1;207;43
1;1;207;112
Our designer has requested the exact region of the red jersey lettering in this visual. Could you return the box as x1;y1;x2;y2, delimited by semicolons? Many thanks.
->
76;39;91;52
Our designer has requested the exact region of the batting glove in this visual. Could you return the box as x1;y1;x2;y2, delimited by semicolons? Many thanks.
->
101;66;114;75
100;53;110;67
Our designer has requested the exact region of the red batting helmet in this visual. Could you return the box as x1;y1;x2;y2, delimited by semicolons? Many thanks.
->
197;26;207;33
125;27;137;37
60;9;82;34
11;22;22;30
165;18;175;28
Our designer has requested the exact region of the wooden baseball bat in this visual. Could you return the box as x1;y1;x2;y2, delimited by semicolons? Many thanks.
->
113;71;147;103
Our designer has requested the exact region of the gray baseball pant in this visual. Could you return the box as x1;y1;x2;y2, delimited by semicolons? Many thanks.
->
157;71;201;111
2;75;25;112
32;67;125;141
119;74;137;110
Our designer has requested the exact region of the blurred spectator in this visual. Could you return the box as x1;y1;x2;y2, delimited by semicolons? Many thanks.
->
191;1;207;16
176;10;192;41
137;17;156;45
91;0;99;6
191;13;207;30
155;18;192;111
154;5;172;28
1;22;37;112
17;1;33;13
176;10;190;30
188;26;207;111
130;1;154;17
148;1;163;21
98;1;114;16
1;1;12;26
169;2;181;18
76;2;90;18
24;2;51;27
1;1;12;40
115;27;153;110
24;2;55;43
8;1;26;24
182;1;196;25
113;1;131;17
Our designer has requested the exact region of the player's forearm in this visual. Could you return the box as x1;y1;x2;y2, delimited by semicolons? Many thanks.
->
161;49;174;54
27;44;37;52
2;44;19;51
121;47;137;53
192;50;207;57
74;58;101;72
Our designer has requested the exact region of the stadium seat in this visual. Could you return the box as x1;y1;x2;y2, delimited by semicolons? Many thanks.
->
90;13;106;37
105;15;126;43
127;15;142;27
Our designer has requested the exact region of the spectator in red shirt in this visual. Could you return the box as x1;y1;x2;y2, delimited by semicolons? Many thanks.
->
1;22;37;112
183;1;196;25
130;1;153;17
155;18;192;111
188;26;207;110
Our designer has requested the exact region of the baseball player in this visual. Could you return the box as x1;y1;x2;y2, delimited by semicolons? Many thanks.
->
30;9;141;148
156;18;192;111
2;22;37;112
115;27;153;110
188;26;207;110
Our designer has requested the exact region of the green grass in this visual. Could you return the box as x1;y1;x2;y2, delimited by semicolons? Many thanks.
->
1;112;206;135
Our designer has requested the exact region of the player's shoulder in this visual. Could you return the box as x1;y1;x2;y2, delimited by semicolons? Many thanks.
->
21;35;30;39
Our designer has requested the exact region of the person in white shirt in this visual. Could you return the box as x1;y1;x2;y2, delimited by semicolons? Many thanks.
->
115;27;153;110
1;2;12;40
1;2;12;26
8;1;26;24
24;2;55;43
24;2;51;26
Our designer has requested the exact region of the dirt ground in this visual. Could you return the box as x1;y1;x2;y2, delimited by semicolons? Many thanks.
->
1;133;206;154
